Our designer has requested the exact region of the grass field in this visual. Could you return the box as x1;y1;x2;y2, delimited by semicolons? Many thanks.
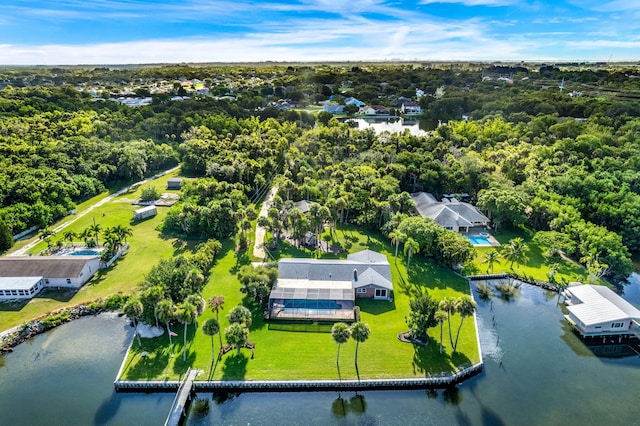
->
120;226;480;382
0;170;188;330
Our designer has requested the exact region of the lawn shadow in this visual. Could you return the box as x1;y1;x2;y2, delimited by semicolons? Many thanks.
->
125;343;176;380
411;342;472;378
34;288;77;302
220;353;248;381
0;299;30;312
357;298;396;315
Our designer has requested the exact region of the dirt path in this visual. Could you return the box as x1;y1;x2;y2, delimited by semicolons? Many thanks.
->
9;166;180;257
253;185;278;261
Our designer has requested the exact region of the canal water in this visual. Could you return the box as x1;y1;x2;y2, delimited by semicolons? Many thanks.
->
2;278;640;425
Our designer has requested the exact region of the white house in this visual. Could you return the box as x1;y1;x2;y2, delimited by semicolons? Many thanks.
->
411;192;489;232
362;105;389;115
400;102;422;115
133;205;157;221
268;250;393;321
0;256;101;299
564;284;640;339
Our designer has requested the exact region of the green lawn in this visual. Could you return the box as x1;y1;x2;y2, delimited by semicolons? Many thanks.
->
0;169;187;330
120;226;480;382
467;228;590;285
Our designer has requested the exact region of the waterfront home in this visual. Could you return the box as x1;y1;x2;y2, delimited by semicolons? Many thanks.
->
323;104;344;114
268;250;393;321
133;205;157;221
400;102;422;115
564;284;640;339
362;105;390;115
410;192;489;232
0;256;101;299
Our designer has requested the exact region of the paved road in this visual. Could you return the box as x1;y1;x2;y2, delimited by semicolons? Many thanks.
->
253;185;278;261
9;166;180;257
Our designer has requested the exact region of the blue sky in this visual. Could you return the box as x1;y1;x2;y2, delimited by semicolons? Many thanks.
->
0;0;638;65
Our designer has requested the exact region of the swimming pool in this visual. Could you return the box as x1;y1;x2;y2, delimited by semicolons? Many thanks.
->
69;250;100;256
467;235;493;246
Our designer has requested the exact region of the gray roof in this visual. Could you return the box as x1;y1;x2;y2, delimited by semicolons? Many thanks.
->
293;200;316;214
566;285;640;326
273;250;392;298
0;256;98;279
411;192;489;228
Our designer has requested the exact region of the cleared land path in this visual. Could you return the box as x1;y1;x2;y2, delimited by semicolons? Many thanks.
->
9;166;180;257
253;185;278;260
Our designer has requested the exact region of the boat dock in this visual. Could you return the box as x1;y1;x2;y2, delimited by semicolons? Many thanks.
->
164;368;199;426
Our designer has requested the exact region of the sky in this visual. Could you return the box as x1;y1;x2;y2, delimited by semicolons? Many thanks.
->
0;0;639;65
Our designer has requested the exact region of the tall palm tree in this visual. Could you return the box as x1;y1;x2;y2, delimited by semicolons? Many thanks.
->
156;299;176;347
145;285;164;327
62;230;77;248
331;322;351;365
209;296;225;350
176;302;197;361
389;230;405;258
39;227;56;250
350;321;371;367
404;237;420;268
88;222;102;247
202;318;220;364
481;249;501;274
114;224;133;244
79;228;92;247
502;237;529;269
439;298;456;349
435;310;448;354
123;297;144;348
452;296;477;353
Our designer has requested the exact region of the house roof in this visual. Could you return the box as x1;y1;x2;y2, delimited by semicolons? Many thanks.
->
566;285;640;326
273;250;392;297
293;200;316;214
0;256;98;279
411;192;489;228
0;276;42;291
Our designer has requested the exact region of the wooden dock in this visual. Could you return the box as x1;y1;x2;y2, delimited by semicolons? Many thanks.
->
164;368;199;426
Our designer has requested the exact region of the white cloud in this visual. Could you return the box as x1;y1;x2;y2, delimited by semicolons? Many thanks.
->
420;0;518;6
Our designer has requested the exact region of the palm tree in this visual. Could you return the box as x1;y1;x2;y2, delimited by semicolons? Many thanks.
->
114;224;133;243
225;322;249;356
389;230;405;258
156;299;176;346
481;249;501;274
452;296;477;353
185;294;205;317
227;305;252;328
331;322;351;365
209;296;225;351
202;318;220;364
404;237;420;268
123;297;144;348
435;310;448;354
439;298;456;349
502;237;529;269
88;222;102;247
62;230;77;248
145;285;164;327
350;321;371;367
79;228;92;247
176;302;197;361
39;227;56;250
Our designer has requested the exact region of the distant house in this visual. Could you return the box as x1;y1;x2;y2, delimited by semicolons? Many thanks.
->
344;97;366;107
323;104;344;114
363;105;390;115
293;200;316;214
133;205;157;221
564;284;640;339
268;250;393;321
167;178;183;190
0;256;101;299
411;192;489;232
400;102;422;115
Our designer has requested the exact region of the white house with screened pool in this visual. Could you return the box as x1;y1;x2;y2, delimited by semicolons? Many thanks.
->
268;250;393;321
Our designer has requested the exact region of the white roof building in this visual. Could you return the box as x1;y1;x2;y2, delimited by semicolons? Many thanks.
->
564;284;640;338
411;192;489;232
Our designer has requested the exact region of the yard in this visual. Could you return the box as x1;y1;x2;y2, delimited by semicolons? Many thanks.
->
120;226;481;382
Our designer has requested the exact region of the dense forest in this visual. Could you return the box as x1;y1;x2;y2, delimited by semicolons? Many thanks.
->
1;63;640;281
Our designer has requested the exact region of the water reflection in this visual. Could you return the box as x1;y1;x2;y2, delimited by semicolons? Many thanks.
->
344;117;435;136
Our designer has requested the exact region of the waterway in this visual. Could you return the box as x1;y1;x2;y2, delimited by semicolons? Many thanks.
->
1;278;640;425
345;117;436;136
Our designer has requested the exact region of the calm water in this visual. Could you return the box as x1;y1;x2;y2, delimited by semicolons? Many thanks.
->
2;278;640;426
0;314;173;426
345;117;435;136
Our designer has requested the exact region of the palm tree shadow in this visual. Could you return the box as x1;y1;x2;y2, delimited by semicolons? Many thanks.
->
221;354;248;381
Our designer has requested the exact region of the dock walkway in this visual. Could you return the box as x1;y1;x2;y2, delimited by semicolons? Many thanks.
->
164;368;199;426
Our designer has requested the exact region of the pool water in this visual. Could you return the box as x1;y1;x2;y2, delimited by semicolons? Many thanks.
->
467;235;492;245
69;250;100;256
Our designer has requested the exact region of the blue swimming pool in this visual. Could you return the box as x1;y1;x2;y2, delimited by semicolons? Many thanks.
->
69;250;100;256
467;235;492;246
